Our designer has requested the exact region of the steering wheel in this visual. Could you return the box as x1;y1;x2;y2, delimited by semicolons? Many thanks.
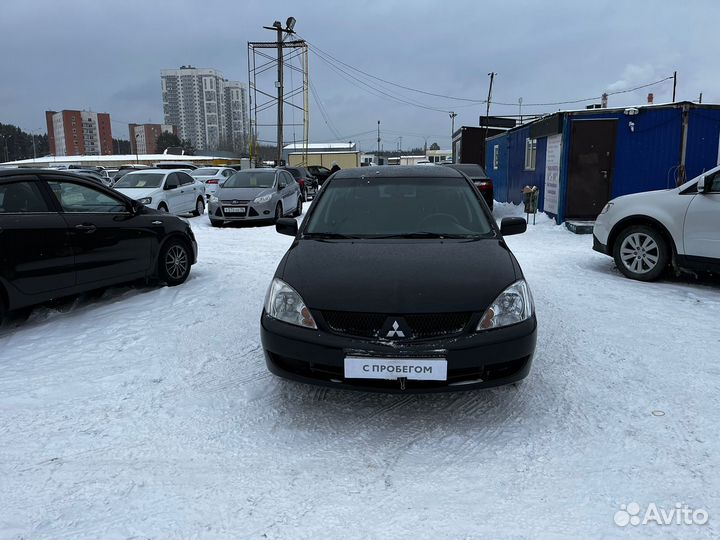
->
419;213;461;228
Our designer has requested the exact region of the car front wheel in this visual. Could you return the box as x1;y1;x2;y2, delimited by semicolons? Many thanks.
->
159;239;191;286
613;225;669;281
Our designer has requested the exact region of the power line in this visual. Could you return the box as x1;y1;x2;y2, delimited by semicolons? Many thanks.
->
308;45;454;113
298;34;675;109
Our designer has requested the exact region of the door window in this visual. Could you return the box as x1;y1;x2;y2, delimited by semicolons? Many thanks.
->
165;173;179;189
0;181;51;213
278;173;287;189
707;171;720;192
222;169;234;177
48;181;128;213
178;172;194;185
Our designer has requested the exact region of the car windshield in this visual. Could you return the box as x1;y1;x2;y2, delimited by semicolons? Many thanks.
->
114;173;164;188
191;168;218;176
223;171;276;189
304;177;494;238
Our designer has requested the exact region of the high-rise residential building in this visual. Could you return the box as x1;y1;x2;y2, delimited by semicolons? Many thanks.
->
161;66;248;153
45;110;113;156
223;80;249;153
128;123;177;154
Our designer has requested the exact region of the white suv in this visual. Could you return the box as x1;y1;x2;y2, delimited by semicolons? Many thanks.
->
593;165;720;281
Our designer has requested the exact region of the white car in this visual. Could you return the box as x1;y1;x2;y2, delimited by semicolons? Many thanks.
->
113;169;206;216
593;165;720;281
190;167;237;199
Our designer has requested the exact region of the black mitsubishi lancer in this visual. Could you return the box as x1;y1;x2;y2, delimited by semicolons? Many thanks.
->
260;166;536;393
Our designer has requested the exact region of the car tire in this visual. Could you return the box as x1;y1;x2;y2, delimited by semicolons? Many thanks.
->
613;225;669;281
192;197;205;217
273;202;282;223
293;196;302;217
0;293;6;326
210;219;224;228
301;188;308;202
158;239;192;286
158;203;169;213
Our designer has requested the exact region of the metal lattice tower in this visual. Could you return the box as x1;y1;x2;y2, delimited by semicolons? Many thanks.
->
247;38;309;166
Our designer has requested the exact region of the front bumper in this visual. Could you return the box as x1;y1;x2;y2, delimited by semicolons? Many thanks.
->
592;235;609;255
261;313;537;393
207;199;276;222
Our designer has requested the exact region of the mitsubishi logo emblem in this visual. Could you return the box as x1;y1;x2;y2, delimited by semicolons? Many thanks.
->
386;320;405;338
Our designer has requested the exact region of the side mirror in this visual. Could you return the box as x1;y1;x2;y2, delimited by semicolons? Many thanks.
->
164;182;178;190
500;217;527;236
698;176;707;193
276;218;298;237
278;183;286;190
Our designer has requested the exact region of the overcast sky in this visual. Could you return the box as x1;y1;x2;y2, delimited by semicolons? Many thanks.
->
1;0;717;150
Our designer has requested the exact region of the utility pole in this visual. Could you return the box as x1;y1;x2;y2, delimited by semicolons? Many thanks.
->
276;23;284;165
698;92;703;104
377;120;380;158
518;98;523;125
485;72;496;121
672;71;677;102
32;133;36;161
262;17;297;166
484;72;496;161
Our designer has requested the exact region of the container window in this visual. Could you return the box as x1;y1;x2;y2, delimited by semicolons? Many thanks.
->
524;138;537;171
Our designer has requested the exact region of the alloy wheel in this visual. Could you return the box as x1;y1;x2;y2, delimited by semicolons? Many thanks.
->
619;232;659;274
165;245;188;280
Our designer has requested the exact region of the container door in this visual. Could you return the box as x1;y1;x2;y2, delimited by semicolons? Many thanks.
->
566;120;616;219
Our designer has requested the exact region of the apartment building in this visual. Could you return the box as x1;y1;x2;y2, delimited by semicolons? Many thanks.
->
128;123;177;154
223;80;249;153
45;110;113;156
161;66;247;153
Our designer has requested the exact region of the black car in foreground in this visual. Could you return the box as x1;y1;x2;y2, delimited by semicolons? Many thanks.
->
0;169;198;321
261;166;536;393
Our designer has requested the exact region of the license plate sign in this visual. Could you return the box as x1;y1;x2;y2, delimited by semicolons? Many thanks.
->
224;206;246;214
344;357;447;381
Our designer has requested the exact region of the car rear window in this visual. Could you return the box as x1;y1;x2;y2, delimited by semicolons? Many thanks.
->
191;168;219;176
305;177;493;238
114;173;164;188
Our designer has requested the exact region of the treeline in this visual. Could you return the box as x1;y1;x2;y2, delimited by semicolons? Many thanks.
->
0;123;49;162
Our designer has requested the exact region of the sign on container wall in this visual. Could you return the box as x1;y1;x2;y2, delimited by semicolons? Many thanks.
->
543;134;562;214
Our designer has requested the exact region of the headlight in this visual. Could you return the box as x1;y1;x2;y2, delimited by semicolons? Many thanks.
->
254;194;273;204
264;278;317;329
477;279;534;331
599;202;614;214
209;195;219;203
137;197;152;204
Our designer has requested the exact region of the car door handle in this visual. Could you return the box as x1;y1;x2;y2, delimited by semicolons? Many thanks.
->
151;220;163;225
74;224;96;233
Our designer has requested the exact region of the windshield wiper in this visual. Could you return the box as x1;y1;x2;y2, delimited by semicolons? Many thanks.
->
302;232;362;239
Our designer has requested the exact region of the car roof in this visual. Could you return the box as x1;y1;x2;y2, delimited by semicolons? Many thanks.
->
332;165;464;179
443;163;489;179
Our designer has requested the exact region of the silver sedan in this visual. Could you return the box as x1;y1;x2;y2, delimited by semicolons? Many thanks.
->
208;168;303;227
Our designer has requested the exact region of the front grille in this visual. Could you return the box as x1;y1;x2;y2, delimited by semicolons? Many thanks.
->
321;311;472;340
221;199;250;204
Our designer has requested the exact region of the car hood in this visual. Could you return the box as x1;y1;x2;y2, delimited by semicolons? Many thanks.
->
280;239;519;313
114;187;159;200
217;187;274;200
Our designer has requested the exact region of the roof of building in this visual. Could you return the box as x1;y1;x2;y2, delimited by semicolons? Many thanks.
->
283;142;357;151
2;153;226;167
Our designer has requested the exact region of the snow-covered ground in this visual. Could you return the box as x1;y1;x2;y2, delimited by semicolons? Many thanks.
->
1;202;719;539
